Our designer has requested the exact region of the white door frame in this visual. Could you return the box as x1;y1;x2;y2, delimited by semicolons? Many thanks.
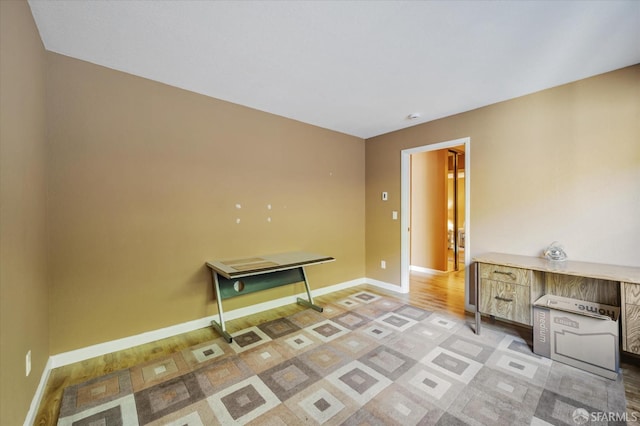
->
400;137;473;312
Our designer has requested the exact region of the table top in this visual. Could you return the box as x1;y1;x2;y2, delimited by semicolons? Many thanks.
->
206;251;335;279
473;252;640;284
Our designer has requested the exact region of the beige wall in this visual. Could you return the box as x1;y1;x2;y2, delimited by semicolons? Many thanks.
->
366;65;640;288
46;53;365;353
410;150;448;271
0;1;50;425
2;4;639;420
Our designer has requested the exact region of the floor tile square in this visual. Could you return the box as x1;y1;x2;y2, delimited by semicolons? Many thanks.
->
360;383;443;426
244;403;301;426
533;389;602;426
394;304;432;321
182;337;235;369
259;358;321;401
194;356;254;396
331;311;370;330
144;399;217;426
239;341;291;374
285;379;358;425
279;331;321;354
258;317;300;339
424;314;464;333
329;330;380;358
208;376;280;424
396;363;465;411
298;344;351;376
360;323;395;340
359;345;416;380
57;395;139;426
326;361;392;406
230;326;272;353
130;353;191;392
135;372;205;424
485;348;551;388
336;298;361;309
420;347;483;384
375;312;418;332
349;291;382;304
439;334;495;363
288;309;326;328
305;319;350;342
58;369;133;417
385;328;439;361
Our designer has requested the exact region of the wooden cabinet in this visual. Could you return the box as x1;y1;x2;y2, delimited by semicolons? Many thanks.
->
474;253;640;356
622;282;640;355
478;263;544;326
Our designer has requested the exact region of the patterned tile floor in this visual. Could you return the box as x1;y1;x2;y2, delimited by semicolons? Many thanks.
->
56;291;628;425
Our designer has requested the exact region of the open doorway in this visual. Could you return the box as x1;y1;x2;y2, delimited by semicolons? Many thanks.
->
400;137;472;313
409;147;465;273
447;148;465;272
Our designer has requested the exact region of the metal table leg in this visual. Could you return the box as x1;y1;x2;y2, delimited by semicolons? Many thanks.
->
211;271;233;343
296;266;323;312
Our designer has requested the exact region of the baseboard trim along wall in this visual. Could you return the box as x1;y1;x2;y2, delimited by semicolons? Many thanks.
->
48;277;400;368
23;357;54;426
25;276;400;425
366;277;409;293
410;265;448;276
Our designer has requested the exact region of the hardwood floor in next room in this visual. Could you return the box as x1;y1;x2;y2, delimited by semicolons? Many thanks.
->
34;271;640;425
409;269;466;317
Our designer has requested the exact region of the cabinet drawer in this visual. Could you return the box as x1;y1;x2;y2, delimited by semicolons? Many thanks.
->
479;264;530;286
479;279;531;325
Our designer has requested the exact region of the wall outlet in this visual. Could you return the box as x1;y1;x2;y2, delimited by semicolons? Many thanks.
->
382;192;388;201
380;260;386;269
25;350;31;377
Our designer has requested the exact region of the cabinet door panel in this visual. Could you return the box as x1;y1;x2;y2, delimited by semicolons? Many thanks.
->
624;282;640;305
624;303;640;354
545;273;618;305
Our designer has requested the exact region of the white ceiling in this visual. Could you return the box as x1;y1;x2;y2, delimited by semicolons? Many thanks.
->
28;0;640;139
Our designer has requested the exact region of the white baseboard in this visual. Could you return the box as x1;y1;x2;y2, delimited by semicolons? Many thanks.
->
410;265;448;276
23;357;53;426
49;277;367;369
29;276;395;423
365;277;407;294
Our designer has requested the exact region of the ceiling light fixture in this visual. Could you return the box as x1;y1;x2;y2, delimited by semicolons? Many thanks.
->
407;113;421;120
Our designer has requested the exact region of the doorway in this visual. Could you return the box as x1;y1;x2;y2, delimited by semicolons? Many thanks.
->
400;137;472;312
447;148;465;272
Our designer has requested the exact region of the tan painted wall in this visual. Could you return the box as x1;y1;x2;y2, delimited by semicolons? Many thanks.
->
410;150;448;270
0;1;50;424
46;53;365;353
2;5;638;418
366;65;640;287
